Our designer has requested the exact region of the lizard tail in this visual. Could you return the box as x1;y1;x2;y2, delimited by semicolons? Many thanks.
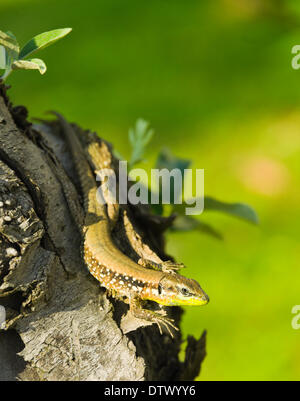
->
52;112;97;216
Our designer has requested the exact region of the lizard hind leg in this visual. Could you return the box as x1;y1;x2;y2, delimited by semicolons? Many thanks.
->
106;287;128;303
130;297;179;338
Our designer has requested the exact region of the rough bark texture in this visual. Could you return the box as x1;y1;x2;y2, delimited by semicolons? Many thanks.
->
0;82;206;381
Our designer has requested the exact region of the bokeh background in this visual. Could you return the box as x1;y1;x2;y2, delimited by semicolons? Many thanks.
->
1;0;299;380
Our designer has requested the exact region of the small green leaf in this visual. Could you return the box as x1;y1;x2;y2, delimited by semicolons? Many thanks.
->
155;148;191;205
5;31;17;42
0;30;19;57
0;45;5;69
129;118;154;168
171;215;223;240
19;28;72;60
0;30;19;68
172;196;258;225
204;196;259;224
12;58;47;74
156;148;191;173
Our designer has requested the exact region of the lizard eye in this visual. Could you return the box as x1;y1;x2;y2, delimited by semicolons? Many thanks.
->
180;287;190;297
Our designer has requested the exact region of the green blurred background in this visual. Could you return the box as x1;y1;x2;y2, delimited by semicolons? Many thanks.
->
1;0;299;380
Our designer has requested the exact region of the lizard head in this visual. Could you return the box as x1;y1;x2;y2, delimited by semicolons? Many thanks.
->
156;274;209;306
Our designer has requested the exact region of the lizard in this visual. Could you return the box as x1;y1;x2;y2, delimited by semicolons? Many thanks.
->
55;113;209;336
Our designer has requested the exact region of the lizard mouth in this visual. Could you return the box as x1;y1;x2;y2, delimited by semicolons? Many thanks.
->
188;293;209;306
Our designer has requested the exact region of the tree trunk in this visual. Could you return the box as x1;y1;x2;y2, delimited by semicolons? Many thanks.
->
0;82;206;381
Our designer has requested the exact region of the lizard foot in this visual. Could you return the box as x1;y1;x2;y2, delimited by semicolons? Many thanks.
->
130;297;179;338
160;260;186;274
153;313;179;338
138;258;185;274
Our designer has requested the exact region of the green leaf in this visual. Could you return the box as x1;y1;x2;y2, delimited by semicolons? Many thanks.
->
0;30;19;56
19;28;72;60
172;196;258;225
155;148;191;205
156;148;191;173
12;58;47;75
0;30;19;67
204;196;259;224
171;215;223;240
129;118;154;168
0;46;5;69
6;31;17;42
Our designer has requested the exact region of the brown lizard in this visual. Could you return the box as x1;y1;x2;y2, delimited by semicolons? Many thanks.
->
56;113;209;336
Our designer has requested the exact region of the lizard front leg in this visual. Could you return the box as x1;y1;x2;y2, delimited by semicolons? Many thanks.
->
129;296;179;338
138;258;185;274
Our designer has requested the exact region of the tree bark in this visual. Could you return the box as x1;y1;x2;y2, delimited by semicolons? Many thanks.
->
0;82;206;381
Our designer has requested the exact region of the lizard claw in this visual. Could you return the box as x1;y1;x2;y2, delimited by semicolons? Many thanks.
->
130;298;179;338
138;258;185;274
154;315;179;338
161;260;186;274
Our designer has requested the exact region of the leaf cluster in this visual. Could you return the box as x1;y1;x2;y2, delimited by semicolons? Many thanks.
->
127;119;258;239
0;28;72;80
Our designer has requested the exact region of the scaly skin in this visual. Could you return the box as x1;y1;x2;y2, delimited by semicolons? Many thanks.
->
56;113;209;336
